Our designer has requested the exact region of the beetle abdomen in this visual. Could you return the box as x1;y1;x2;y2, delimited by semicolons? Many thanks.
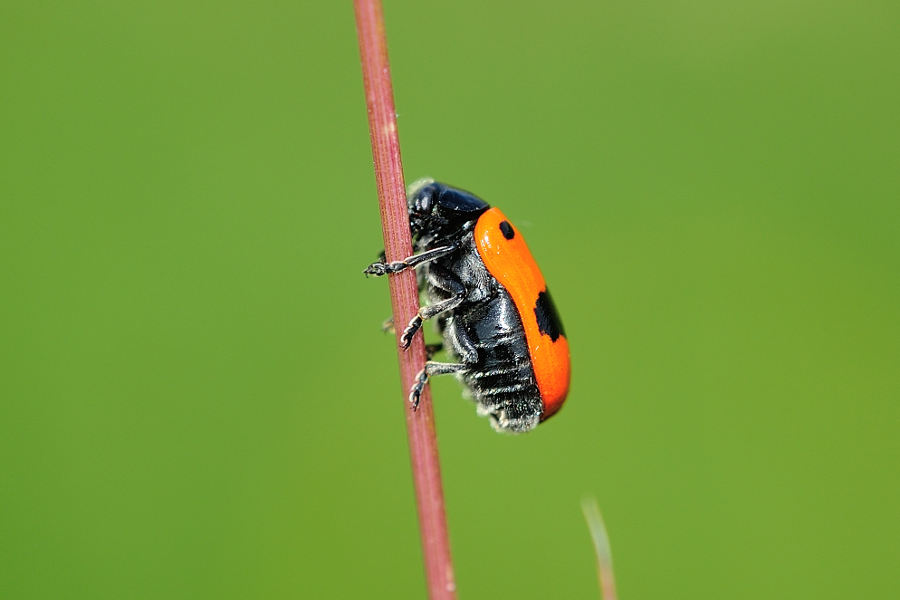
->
448;291;543;432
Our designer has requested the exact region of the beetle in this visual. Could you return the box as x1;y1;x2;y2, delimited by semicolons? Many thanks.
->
365;178;570;433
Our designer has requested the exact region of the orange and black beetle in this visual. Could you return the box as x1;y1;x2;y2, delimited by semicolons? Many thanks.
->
365;179;570;433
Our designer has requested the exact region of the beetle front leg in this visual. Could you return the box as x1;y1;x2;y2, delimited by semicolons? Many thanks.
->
364;244;458;276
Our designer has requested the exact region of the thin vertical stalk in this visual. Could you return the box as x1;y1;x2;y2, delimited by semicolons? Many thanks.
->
353;1;457;598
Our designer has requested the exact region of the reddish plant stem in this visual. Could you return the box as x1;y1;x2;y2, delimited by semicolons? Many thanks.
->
354;1;457;598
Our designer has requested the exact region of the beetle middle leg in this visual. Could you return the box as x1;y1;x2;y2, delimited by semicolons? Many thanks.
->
409;361;466;409
399;264;467;349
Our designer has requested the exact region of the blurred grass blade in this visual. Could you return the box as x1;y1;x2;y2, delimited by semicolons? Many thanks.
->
582;497;618;600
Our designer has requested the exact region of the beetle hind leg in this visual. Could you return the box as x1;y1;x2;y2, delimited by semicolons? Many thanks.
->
443;317;478;365
409;361;466;409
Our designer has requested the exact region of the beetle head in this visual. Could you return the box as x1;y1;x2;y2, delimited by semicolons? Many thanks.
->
407;178;489;243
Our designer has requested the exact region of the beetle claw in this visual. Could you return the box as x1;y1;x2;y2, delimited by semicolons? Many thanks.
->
363;262;387;276
399;315;423;349
408;368;429;409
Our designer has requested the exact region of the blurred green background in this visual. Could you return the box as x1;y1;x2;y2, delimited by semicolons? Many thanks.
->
1;1;897;598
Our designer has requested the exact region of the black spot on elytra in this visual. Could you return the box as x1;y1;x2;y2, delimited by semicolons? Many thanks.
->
499;220;515;240
534;289;565;341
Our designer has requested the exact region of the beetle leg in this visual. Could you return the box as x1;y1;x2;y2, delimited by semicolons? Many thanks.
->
364;244;457;276
424;343;443;359
399;265;467;349
409;361;466;409
435;314;448;335
444;317;479;364
386;322;446;359
381;316;394;334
